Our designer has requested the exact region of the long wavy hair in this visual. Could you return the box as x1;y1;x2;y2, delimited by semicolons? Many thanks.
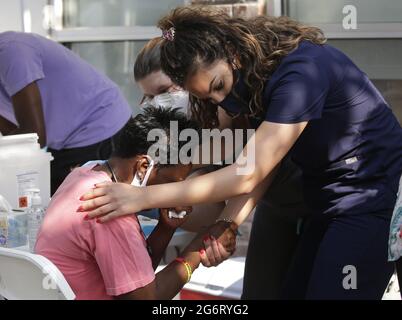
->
158;6;326;128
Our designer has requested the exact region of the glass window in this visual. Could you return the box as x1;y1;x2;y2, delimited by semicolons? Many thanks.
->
62;0;187;28
0;1;23;32
286;0;402;24
65;41;148;115
327;39;402;80
327;39;402;124
189;0;265;18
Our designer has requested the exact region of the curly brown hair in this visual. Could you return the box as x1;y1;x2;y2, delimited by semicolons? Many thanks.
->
158;6;326;128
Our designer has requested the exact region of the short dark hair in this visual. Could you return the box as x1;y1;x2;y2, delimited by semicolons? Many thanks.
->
112;106;201;165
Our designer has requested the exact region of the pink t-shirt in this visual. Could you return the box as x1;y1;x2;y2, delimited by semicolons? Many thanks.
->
35;165;155;300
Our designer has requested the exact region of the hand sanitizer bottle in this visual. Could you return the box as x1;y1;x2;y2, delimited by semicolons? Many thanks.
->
27;189;44;253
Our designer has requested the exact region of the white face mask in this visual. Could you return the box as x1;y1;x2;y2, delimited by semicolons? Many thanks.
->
145;91;190;113
168;90;190;112
82;159;154;187
132;157;154;187
82;160;106;167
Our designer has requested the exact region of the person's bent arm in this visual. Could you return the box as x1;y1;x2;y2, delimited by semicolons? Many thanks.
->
219;164;279;226
200;166;278;267
142;121;306;207
148;205;232;271
116;241;200;300
116;226;236;300
145;220;176;270
9;82;47;147
180;167;226;232
146;208;191;270
80;121;307;222
0;115;17;135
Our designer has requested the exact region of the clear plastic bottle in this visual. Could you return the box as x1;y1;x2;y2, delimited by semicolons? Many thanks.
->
27;189;44;253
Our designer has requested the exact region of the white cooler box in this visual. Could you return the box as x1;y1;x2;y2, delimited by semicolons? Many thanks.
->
180;257;245;300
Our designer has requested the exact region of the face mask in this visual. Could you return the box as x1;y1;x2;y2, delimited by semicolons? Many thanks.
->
146;91;190;113
220;69;253;116
168;90;190;112
82;160;106;167
168;210;187;219
83;159;154;187
151;92;172;108
132;157;154;187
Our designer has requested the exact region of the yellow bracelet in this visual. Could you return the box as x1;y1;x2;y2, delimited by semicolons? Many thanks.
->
175;257;192;283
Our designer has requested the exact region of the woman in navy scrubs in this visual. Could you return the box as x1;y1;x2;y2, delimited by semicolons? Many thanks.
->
79;7;402;299
134;37;311;299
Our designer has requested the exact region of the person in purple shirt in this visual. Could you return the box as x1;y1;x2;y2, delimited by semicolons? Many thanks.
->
0;31;132;194
79;8;402;299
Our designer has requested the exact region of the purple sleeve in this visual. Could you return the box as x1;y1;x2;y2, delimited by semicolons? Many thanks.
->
0;41;44;96
265;58;330;124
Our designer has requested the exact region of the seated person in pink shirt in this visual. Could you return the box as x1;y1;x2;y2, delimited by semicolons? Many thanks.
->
35;106;237;300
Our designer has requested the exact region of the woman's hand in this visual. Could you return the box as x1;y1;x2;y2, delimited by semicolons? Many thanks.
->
200;236;234;267
181;220;237;266
78;182;144;222
200;221;238;267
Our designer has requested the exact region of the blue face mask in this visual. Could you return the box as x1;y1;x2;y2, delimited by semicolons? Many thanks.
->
219;69;252;117
220;70;265;129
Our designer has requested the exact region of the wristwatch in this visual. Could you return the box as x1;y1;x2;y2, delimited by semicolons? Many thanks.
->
215;218;234;224
215;218;238;231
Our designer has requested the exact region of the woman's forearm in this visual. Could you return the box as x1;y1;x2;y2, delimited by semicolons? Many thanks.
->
11;82;47;147
141;162;254;211
219;164;279;226
139;121;299;211
81;121;307;222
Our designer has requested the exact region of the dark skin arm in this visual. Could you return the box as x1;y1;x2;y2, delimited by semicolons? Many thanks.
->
116;222;237;300
146;222;175;270
0;115;17;135
116;250;201;300
8;82;46;147
116;234;202;300
146;208;191;270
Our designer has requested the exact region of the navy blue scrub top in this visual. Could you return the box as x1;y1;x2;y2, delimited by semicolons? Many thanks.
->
220;40;402;216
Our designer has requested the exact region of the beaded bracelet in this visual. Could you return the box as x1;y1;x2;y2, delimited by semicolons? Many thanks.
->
174;257;193;283
215;218;234;224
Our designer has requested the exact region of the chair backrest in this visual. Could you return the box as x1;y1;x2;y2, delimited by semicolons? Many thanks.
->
0;247;75;300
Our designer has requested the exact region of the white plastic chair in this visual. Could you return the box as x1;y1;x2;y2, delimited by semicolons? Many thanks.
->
0;247;75;300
